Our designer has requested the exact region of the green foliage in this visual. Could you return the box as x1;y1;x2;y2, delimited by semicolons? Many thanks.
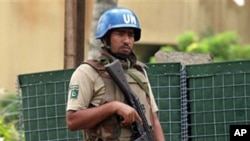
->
0;94;19;122
0;94;20;141
0;117;19;141
150;31;250;63
176;31;198;52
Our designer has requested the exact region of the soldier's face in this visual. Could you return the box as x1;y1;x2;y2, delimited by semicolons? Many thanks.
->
109;28;135;55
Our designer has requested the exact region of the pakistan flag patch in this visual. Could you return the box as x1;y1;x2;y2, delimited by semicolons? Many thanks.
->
69;85;79;99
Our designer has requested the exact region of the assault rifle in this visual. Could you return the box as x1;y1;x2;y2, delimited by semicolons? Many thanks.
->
105;59;155;141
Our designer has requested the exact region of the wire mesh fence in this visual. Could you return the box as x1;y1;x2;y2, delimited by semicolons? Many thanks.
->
147;63;182;140
17;60;250;141
18;69;83;141
186;61;250;141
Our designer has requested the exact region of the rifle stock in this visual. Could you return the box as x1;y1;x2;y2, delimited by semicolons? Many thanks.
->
105;60;154;141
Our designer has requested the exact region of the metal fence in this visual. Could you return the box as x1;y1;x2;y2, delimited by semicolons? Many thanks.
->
18;60;250;141
186;61;250;141
18;69;82;141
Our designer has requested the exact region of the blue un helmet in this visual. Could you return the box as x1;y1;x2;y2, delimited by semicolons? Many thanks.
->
95;7;141;42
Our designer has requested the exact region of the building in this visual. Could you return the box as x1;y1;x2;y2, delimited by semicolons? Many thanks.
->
0;0;249;93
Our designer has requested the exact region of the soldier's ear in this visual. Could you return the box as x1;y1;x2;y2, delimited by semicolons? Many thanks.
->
101;38;106;45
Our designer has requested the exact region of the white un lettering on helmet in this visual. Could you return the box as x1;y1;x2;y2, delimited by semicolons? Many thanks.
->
123;14;137;25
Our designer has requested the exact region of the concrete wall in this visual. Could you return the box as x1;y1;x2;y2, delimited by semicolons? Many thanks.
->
0;0;65;94
1;0;249;93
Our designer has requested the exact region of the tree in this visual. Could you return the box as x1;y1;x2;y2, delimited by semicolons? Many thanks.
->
64;0;118;68
150;31;250;63
64;0;85;68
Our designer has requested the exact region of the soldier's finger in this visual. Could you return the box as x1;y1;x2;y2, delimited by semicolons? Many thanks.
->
134;112;143;125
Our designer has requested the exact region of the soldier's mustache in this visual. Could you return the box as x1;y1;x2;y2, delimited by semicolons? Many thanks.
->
120;45;131;49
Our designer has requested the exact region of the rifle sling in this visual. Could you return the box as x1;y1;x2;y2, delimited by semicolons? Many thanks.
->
125;70;150;97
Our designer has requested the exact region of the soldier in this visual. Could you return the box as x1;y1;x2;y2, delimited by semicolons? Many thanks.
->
66;7;165;141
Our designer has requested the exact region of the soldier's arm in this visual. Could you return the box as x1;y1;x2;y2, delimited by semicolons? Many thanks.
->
152;112;166;141
66;101;142;130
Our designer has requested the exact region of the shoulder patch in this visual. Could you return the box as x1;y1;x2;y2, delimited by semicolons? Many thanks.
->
69;85;79;99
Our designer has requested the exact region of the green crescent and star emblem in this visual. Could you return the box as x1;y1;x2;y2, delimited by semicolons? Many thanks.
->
69;85;79;99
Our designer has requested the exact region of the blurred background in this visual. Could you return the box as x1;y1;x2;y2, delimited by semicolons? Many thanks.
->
0;0;250;140
0;0;250;94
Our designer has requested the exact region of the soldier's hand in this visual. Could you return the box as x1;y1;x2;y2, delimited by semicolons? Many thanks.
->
114;101;143;126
